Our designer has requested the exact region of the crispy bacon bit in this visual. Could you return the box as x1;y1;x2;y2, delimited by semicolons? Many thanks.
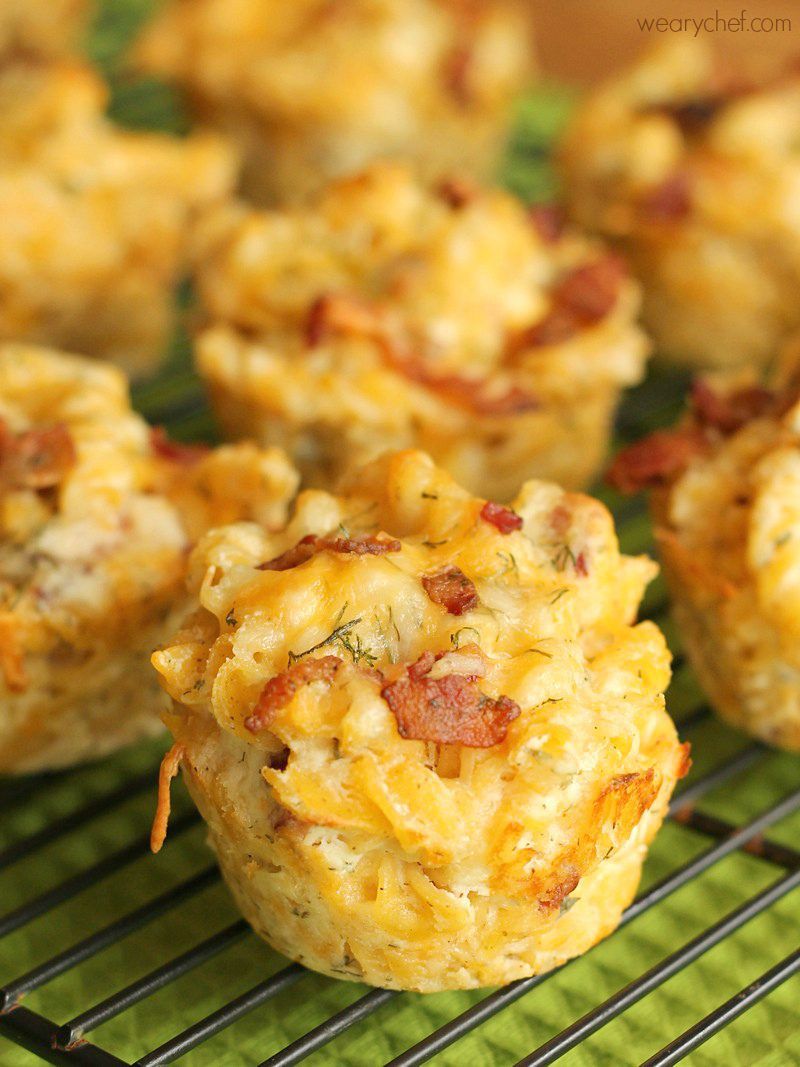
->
260;534;319;572
437;176;478;209
422;566;479;616
574;552;589;577
653;97;724;135
529;204;565;244
150;742;185;854
0;419;76;490
391;354;539;416
509;255;626;352
553;256;626;325
549;503;572;537
325;534;402;556
607;428;709;493
305;293;382;347
640;171;692;222
480;500;523;533
150;427;210;465
244;656;341;733
690;379;775;435
382;652;520;747
259;533;400;571
443;42;473;106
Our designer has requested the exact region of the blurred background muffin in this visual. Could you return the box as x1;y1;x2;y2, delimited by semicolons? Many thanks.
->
0;0;91;60
152;449;686;991
558;37;800;371
0;344;298;774
609;345;800;750
192;163;650;499
0;57;237;378
133;0;537;205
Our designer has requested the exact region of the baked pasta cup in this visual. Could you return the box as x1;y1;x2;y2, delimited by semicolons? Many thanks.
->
152;449;687;992
0;344;298;775
193;164;650;499
609;363;800;751
0;0;90;59
559;38;800;370
0;58;237;379
133;0;535;205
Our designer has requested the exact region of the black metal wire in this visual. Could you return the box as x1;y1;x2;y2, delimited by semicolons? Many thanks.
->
385;780;800;1067
134;965;305;1067
641;946;800;1067
55;920;249;1050
0;807;199;939
0;718;797;1067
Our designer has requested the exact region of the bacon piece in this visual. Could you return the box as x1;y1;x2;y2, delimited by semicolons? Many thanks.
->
653;97;724;135
259;533;400;571
150;427;210;465
509;255;626;351
480;500;523;533
639;171;692;222
325;534;402;556
437;177;478;210
549;503;572;537
443;42;473;106
150;742;185;854
574;551;589;577
690;379;775;435
529;204;565;244
305;293;382;347
607;428;708;493
422;566;479;616
425;374;539;416
382;652;520;747
260;534;319;572
245;655;341;733
553;256;626;325
0;419;76;490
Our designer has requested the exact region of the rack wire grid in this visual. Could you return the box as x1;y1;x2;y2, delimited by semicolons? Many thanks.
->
2;4;800;1065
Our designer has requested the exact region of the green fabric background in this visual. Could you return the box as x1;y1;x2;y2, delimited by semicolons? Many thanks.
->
0;3;798;1063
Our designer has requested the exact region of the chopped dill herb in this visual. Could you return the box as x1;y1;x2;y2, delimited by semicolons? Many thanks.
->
225;610;237;627
549;587;570;605
496;550;518;575
775;531;792;548
451;626;481;649
288;613;376;666
526;647;552;659
421;492;439;500
422;539;448;548
552;544;577;571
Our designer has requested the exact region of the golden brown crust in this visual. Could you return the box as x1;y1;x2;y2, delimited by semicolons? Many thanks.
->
559;38;800;369
153;449;684;991
193;163;650;498
0;344;299;774
134;0;536;204
0;58;237;378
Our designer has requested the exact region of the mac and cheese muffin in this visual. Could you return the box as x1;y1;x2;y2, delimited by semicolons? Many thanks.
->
559;38;800;370
152;449;687;991
193;164;650;499
609;363;800;750
0;59;237;379
0;345;298;775
0;0;90;59
134;0;535;205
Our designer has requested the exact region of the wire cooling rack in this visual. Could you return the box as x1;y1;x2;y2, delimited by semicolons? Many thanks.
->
1;4;799;1064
